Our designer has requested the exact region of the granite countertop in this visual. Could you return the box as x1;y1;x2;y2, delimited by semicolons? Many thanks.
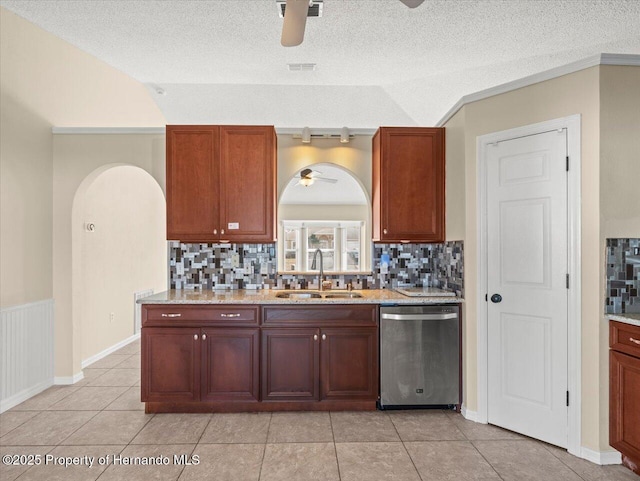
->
138;289;464;305
609;313;640;328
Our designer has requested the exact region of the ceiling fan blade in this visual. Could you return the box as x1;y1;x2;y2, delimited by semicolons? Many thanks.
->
315;177;338;184
300;168;313;178
399;0;425;7
281;0;309;47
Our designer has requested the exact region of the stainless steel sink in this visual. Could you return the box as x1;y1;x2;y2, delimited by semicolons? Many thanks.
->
275;291;322;299
323;292;363;298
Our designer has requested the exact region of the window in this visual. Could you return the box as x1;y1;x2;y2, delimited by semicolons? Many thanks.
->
282;221;363;272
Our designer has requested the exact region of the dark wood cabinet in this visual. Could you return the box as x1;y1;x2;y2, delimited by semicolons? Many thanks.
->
201;328;260;402
261;306;378;405
142;327;200;403
261;328;319;401
610;320;640;475
372;127;445;243
320;327;378;400
166;125;276;243
141;303;378;412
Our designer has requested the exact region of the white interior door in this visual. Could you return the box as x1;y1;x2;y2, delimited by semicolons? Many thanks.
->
486;129;568;448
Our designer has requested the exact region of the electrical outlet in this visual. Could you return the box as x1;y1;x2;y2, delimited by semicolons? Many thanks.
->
109;312;115;323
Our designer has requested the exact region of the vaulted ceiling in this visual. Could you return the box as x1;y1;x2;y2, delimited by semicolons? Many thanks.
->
2;0;639;127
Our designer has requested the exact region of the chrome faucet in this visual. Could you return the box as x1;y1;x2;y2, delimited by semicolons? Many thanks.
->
311;248;325;291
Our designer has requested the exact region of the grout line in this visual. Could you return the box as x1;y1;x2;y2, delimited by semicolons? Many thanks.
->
257;412;273;480
468;439;508;481
535;440;590;481
329;412;342;481
390;412;425;481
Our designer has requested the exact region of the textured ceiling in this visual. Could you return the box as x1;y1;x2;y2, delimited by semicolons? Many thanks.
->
2;0;639;127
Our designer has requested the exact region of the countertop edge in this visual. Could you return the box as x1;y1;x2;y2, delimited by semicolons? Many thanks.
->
609;314;640;327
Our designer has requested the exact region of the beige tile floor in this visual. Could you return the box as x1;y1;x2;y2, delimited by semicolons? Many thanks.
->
1;339;638;481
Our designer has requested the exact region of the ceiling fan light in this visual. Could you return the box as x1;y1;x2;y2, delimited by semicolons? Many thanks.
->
301;126;311;143
300;177;314;187
340;126;350;143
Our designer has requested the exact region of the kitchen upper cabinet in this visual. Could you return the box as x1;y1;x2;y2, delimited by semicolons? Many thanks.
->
372;127;445;243
166;125;276;243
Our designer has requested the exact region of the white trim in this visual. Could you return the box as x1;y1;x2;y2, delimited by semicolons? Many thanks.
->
0;379;53;413
580;447;622;466
476;115;582;454
437;53;640;126
461;405;480;423
54;372;84;385
81;333;141;369
52;127;165;135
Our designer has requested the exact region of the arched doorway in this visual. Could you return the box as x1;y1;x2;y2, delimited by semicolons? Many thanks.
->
71;164;166;366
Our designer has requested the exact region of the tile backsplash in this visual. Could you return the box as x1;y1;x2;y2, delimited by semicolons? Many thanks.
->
606;238;640;314
169;240;464;297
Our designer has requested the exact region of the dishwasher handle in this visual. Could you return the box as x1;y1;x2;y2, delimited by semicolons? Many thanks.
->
381;312;458;321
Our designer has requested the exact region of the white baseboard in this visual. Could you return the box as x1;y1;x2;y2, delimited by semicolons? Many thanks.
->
580;447;622;465
54;372;84;385
0;378;53;413
461;405;481;423
81;333;140;369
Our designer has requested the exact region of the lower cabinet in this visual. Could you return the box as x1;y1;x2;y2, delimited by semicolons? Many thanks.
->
142;326;259;403
261;327;377;402
141;304;379;412
610;320;640;475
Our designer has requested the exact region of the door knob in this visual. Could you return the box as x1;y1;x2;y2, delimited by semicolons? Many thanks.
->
490;294;502;303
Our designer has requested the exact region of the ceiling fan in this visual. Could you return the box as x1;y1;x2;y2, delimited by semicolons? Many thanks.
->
281;0;425;47
292;168;338;187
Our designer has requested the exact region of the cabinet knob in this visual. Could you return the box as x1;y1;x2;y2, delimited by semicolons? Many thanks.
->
221;229;225;235
383;228;388;234
213;229;217;235
313;334;318;341
322;334;327;341
202;334;207;341
194;334;199;340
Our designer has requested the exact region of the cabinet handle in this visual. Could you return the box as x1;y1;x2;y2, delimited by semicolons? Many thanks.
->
313;334;318;341
213;229;217;235
220;313;241;318
322;334;327;340
383;228;388;234
202;334;207;341
194;334;199;340
221;229;225;235
630;337;640;345
161;313;182;318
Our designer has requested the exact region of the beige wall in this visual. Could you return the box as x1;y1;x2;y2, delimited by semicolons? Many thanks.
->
598;65;640;447
446;65;640;452
53;135;165;376
1;7;166;376
73;166;166;361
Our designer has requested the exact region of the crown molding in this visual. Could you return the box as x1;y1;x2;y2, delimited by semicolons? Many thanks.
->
436;53;640;127
51;127;165;134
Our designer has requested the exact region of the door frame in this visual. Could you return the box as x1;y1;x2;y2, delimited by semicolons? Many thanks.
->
476;114;581;456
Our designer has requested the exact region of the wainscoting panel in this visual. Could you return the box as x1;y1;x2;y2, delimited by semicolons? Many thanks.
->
0;299;55;412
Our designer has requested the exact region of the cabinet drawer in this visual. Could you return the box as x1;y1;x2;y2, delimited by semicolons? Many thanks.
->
610;321;640;358
263;305;377;327
143;305;259;327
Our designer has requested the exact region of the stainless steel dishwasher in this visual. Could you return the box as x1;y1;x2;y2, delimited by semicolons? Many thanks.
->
379;305;460;409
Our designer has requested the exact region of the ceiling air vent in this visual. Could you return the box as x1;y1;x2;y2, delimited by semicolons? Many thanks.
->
288;63;317;72
277;1;323;18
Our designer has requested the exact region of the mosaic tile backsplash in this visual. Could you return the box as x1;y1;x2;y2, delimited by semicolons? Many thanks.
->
169;241;464;297
606;238;640;314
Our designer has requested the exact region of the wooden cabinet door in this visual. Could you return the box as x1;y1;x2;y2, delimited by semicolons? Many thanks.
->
219;126;276;243
201;328;259;402
141;327;200;403
610;350;640;464
320;327;378;400
166;126;220;241
261;328;319;401
373;127;445;242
